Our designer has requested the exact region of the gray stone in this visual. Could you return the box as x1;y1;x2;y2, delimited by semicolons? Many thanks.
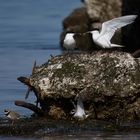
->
31;51;140;98
84;0;122;22
24;51;140;122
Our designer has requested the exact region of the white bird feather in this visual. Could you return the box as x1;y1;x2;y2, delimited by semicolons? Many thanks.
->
90;15;137;48
72;97;89;120
63;33;77;50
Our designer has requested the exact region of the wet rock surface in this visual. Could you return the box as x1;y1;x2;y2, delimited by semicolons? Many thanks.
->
0;117;139;137
18;51;140;123
0;118;114;136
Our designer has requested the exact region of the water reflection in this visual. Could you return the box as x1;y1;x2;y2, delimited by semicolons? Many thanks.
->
0;132;140;140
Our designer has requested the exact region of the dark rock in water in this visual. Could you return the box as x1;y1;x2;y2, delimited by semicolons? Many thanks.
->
122;0;140;56
122;15;140;54
18;51;140;123
132;49;140;58
62;7;90;30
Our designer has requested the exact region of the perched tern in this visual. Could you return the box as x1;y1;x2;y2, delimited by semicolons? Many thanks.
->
63;33;77;50
63;32;94;51
89;15;137;48
71;97;89;120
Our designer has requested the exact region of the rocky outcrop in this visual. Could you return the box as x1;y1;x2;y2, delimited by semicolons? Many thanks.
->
62;7;90;31
84;0;121;22
15;0;140;124
17;51;140;123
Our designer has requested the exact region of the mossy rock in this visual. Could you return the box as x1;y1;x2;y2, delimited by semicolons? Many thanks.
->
18;51;140;122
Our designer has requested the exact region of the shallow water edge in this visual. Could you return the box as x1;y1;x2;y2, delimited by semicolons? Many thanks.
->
0;117;139;138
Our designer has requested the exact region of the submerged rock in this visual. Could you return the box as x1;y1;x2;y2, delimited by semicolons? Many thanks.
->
18;51;140;123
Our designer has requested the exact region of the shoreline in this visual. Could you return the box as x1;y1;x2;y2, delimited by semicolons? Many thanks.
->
0;117;139;137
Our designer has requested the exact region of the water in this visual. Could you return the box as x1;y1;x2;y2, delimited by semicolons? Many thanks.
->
0;132;140;140
0;0;82;117
0;0;139;139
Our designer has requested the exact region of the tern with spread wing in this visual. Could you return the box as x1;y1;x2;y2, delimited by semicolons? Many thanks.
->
90;15;137;48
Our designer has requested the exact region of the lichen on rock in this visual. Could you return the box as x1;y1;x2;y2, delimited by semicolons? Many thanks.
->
18;51;140;122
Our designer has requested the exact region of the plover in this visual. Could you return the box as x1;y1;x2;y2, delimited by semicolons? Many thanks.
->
4;109;20;125
88;15;137;48
63;33;77;50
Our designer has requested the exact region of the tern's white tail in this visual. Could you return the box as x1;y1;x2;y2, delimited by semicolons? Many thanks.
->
111;43;125;48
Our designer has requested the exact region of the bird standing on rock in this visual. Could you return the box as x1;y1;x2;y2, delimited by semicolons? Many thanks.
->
63;15;137;50
4;109;20;125
86;15;137;48
71;97;89;120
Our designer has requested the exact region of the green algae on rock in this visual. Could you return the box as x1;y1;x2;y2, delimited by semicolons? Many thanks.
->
17;51;140;123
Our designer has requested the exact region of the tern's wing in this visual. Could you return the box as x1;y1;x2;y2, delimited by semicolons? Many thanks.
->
77;97;85;113
100;15;137;41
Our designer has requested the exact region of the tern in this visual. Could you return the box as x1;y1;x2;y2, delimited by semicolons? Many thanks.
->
71;97;89;120
89;15;137;48
63;33;77;50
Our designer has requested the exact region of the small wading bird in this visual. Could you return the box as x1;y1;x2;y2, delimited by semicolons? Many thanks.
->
63;15;137;50
4;109;20;125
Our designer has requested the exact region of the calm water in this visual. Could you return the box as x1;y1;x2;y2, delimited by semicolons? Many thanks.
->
0;0;139;139
0;132;140;140
0;0;82;117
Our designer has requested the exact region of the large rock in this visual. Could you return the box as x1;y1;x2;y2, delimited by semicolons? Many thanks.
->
18;51;140;123
31;51;139;98
62;7;90;31
122;0;140;56
84;0;121;22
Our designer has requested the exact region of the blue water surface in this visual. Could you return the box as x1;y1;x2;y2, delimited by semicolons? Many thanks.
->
0;0;82;117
